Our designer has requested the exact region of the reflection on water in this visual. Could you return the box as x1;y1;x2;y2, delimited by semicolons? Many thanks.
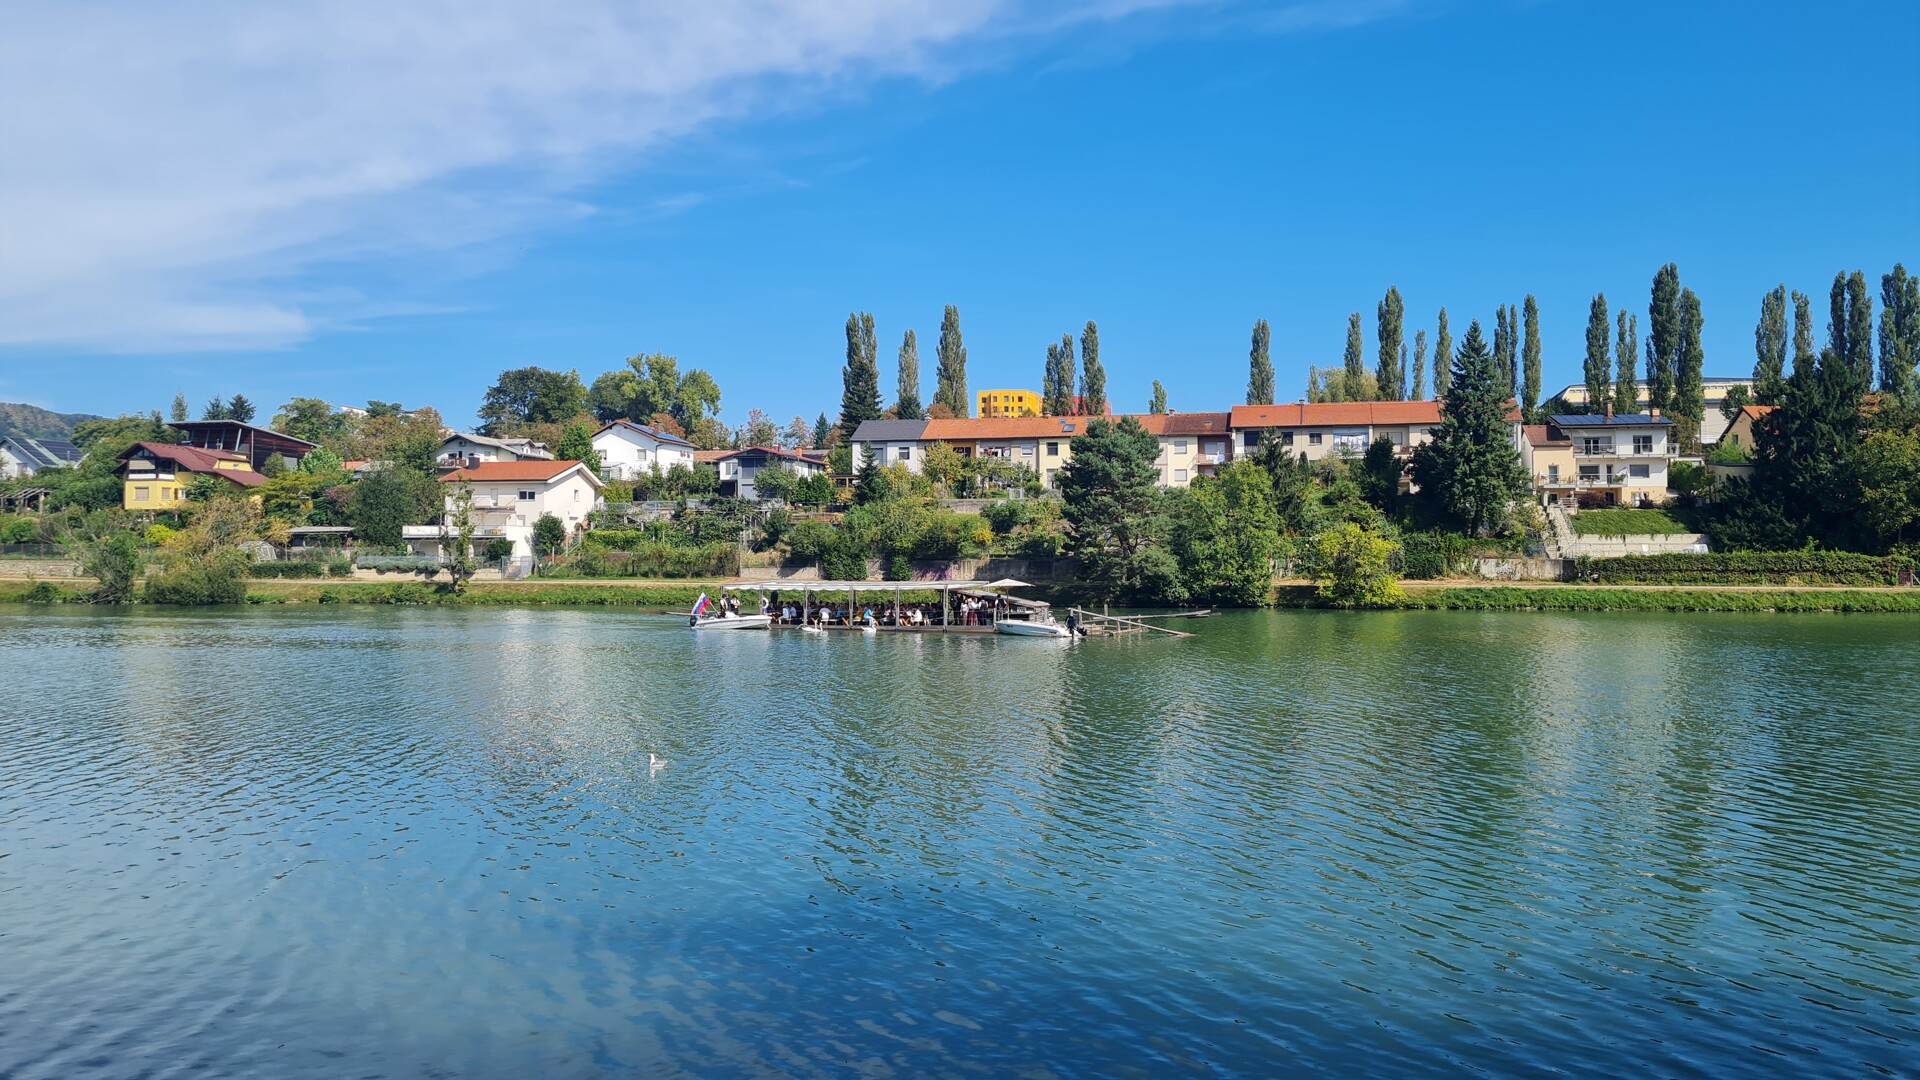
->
2;607;1917;1077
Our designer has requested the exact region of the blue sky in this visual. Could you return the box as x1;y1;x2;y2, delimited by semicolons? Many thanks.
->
2;0;1915;427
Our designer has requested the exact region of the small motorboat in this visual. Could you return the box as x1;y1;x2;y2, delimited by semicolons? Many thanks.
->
995;617;1073;638
689;613;772;630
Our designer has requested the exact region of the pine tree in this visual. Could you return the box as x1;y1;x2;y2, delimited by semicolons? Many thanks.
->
1079;320;1107;417
1881;263;1920;398
838;311;882;442
1375;287;1405;400
812;412;834;450
1754;286;1789;405
934;305;969;417
1247;319;1275;405
1674;288;1706;436
226;395;256;423
1410;321;1532;536
1432;309;1453;400
1792;290;1816;376
1149;381;1168;414
170;393;189;423
202;396;229;421
1614;310;1639;416
1521;294;1542;418
1583;293;1611;412
895;330;923;419
1343;312;1365;399
1647;263;1682;413
1411;330;1428;400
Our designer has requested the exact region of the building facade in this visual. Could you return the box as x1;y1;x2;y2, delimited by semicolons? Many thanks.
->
591;420;698;480
408;460;603;559
709;447;829;500
434;433;554;471
118;442;267;510
1542;413;1676;506
1552;378;1751;445
1228;402;1445;461
0;436;83;480
975;389;1042;418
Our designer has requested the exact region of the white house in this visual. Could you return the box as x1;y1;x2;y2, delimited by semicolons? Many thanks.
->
848;419;935;475
404;460;604;559
1547;412;1675;506
591;420;698;481
434;432;554;471
709;446;829;500
0;436;84;480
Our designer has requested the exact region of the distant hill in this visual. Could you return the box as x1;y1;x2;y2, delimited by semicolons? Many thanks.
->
0;402;106;442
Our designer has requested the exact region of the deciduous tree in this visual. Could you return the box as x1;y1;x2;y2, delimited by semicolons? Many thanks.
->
1647;263;1682;414
1583;293;1612;412
1880;263;1920;399
1754;285;1789;405
1432;309;1453;400
1614;310;1639;416
1043;333;1076;416
1376;287;1405;401
1247;319;1274;406
478;367;589;435
1521;295;1542;418
1149;381;1168;414
1343;312;1365;396
934;305;969;417
1674;287;1706;439
1412;330;1428;401
1079;321;1107;417
894;330;923;419
557;423;602;471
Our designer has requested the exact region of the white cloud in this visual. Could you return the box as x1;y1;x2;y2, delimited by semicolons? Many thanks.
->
0;0;1381;352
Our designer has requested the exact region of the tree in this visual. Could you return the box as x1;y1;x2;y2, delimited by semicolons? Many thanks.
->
1376;287;1405;401
1173;460;1280;606
1583;293;1612;412
351;468;437;550
365;401;404;418
1852;429;1920;550
1492;305;1510;396
1521;295;1542;419
1792;290;1817;377
439;484;477;593
202;396;230;421
783;416;812;451
1830;271;1876;384
1357;437;1402;512
271;398;348;449
1410;321;1532;536
1058;417;1180;603
1880;263;1920;399
1432;309;1453;400
83;532;139;603
170;393;189;423
1614;310;1640;416
1411;332;1428;401
478;367;588;434
1674;288;1706;440
812;412;835;451
1647;263;1682;414
533;513;567;557
1042;334;1072;416
299;446;345;476
1719;383;1753;422
1247;319;1275;405
1739;341;1870;550
1079;320;1107;417
895;330;923;419
1343;312;1365;396
934;305;969;417
226;395;256;424
1149;380;1168;414
1754;286;1789;405
1310;523;1403;608
556;423;602;471
838;311;883;443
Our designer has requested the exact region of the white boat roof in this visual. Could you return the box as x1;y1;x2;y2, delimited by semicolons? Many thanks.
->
720;580;999;592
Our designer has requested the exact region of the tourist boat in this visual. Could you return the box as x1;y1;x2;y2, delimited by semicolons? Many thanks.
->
690;613;772;630
995;617;1073;638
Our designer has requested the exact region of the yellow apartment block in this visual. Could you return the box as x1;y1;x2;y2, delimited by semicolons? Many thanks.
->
976;389;1041;418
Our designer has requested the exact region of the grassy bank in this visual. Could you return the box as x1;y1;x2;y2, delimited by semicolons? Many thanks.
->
1269;584;1920;613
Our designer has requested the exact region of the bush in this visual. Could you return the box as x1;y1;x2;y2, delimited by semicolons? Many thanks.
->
83;532;139;603
145;560;249;605
1309;522;1404;608
786;521;837;563
24;581;60;603
1574;551;1912;586
821;535;869;581
327;557;354;578
1397;532;1468;580
248;560;336;578
561;543;740;578
484;538;515;561
885;555;913;581
0;518;39;544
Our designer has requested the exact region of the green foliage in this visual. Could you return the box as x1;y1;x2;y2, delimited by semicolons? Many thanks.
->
1309;522;1404;607
1707;440;1751;465
1574;551;1911;586
1391;587;1920;613
1059;417;1181;603
1614;310;1640;416
298;447;344;476
1570;509;1691;536
895;330;923;419
820;533;870;580
1583;293;1612;413
885;555;913;581
1493;304;1515;398
588;354;723;432
1356;438;1401;513
786;521;837;563
1647;263;1682;413
1173;461;1280;606
1079;321;1106;417
1522;294;1542;418
1;517;40;543
839;312;883;442
1410;321;1532;536
1411;330;1428;401
1674;287;1706;433
477;367;589;435
1149;380;1168;415
1755;285;1789;404
560;544;740;578
1851;428;1920;550
1882;264;1920;399
83;532;139;602
144;549;250;605
1376;287;1405;401
1247;319;1274;406
1396;532;1468;579
556;423;601;472
259;453;287;478
1719;383;1753;422
629;463;718;501
185;474;228;503
532;513;566;557
485;538;516;561
349;468;438;549
1344;311;1365;390
271;398;348;448
1669;461;1713;503
1432;308;1453;401
934;305;970;417
1043;333;1076;416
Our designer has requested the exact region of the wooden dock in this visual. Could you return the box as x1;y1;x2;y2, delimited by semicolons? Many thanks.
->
1065;608;1199;638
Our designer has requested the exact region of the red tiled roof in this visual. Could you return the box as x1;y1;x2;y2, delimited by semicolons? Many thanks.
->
1738;405;1776;421
439;460;597;484
923;416;1116;440
1156;411;1233;436
120;443;268;486
1230;401;1443;428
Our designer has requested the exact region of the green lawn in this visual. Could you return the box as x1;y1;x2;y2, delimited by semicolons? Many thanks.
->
1570;508;1692;536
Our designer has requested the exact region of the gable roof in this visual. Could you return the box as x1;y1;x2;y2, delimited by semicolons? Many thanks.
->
1;436;84;471
1230;401;1443;428
438;431;554;457
849;419;933;442
593;419;695;449
1156;412;1234;436
710;445;824;465
438;460;602;487
1523;424;1571;448
119;442;267;485
1549;413;1674;428
1737;405;1776;421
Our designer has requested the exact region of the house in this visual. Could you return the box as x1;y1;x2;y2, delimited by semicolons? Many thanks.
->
976;389;1042;418
852;413;1232;490
1551;377;1752;444
433;432;554;471
168;420;317;473
404;460;603;559
1229;401;1446;461
1543;411;1675;506
1720;405;1775;455
849;419;936;474
1152;412;1235;487
591;420;698;480
118;442;267;509
0;436;84;479
1520;424;1575;502
709;446;829;500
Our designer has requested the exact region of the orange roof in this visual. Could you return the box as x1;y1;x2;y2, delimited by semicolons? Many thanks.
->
922;415;1118;440
692;449;731;464
1157;411;1233;436
1739;405;1776;421
1230;401;1443;428
439;460;595;484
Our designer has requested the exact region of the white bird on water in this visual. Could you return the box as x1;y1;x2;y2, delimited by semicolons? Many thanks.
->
648;752;668;773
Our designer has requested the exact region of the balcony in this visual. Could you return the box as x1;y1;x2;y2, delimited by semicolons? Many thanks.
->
1573;445;1674;458
1194;453;1224;466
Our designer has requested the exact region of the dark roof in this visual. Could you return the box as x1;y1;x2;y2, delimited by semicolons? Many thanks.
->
714;446;827;465
119;442;268;486
1;436;84;470
168;419;317;451
1549;413;1674;427
850;419;933;442
594;420;695;449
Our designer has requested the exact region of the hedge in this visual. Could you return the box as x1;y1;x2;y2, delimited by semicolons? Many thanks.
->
1574;552;1914;586
249;558;354;579
556;543;740;579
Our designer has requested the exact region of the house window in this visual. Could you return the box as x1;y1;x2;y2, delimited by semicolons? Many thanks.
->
897;446;912;462
1307;433;1322;445
1174;468;1188;484
1281;432;1295;446
134;486;150;501
1547;464;1560;482
1046;442;1059;456
1629;464;1651;479
573;489;580;502
1174;439;1188;454
518;489;537;501
1580;437;1611;455
1633;435;1654;454
1244;431;1260;449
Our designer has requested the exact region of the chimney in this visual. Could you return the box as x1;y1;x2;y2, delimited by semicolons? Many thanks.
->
1650;406;1660;419
1605;401;1613;421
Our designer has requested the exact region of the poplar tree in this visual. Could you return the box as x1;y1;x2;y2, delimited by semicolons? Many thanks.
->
1674;288;1706;435
838;311;882;442
1754;286;1788;405
1149;381;1168;414
1343;313;1365;400
1647;263;1681;413
895;329;923;419
1881;264;1920;398
1411;330;1428;400
1375;287;1405;400
1614;310;1639;416
1079;320;1108;417
1583;293;1611;411
934;305;969;417
1829;271;1875;384
1792;290;1816;375
1521;294;1542;418
1492;305;1510;394
1432;309;1453;400
1042;337;1073;416
1247;319;1275;405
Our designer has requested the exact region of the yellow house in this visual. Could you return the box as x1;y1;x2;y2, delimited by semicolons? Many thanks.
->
1721;405;1774;454
976;389;1042;418
119;442;267;509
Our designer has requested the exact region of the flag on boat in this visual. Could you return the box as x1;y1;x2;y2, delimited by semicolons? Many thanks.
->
692;593;710;617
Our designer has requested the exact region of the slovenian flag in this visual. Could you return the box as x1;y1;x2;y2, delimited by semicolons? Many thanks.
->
692;593;710;617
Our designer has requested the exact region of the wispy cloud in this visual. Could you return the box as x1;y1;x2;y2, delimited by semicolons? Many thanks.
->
0;0;1401;353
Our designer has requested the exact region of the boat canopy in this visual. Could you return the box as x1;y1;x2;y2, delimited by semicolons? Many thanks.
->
718;580;1003;593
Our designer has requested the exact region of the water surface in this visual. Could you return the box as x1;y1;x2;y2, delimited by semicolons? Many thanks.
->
2;607;1916;1077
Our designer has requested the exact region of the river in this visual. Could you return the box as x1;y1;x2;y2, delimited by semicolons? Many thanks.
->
2;607;1916;1077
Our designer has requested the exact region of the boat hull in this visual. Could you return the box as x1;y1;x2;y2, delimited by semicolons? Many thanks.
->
691;615;773;630
995;620;1073;638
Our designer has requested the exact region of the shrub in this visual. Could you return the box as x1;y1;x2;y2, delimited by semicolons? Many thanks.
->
144;559;249;605
327;557;354;578
1574;551;1913;586
0;518;39;544
885;555;913;581
484;538;515;561
1309;522;1404;608
83;532;140;603
24;581;60;603
1397;532;1468;580
561;543;740;578
821;535;869;581
143;523;176;546
786;521;837;563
